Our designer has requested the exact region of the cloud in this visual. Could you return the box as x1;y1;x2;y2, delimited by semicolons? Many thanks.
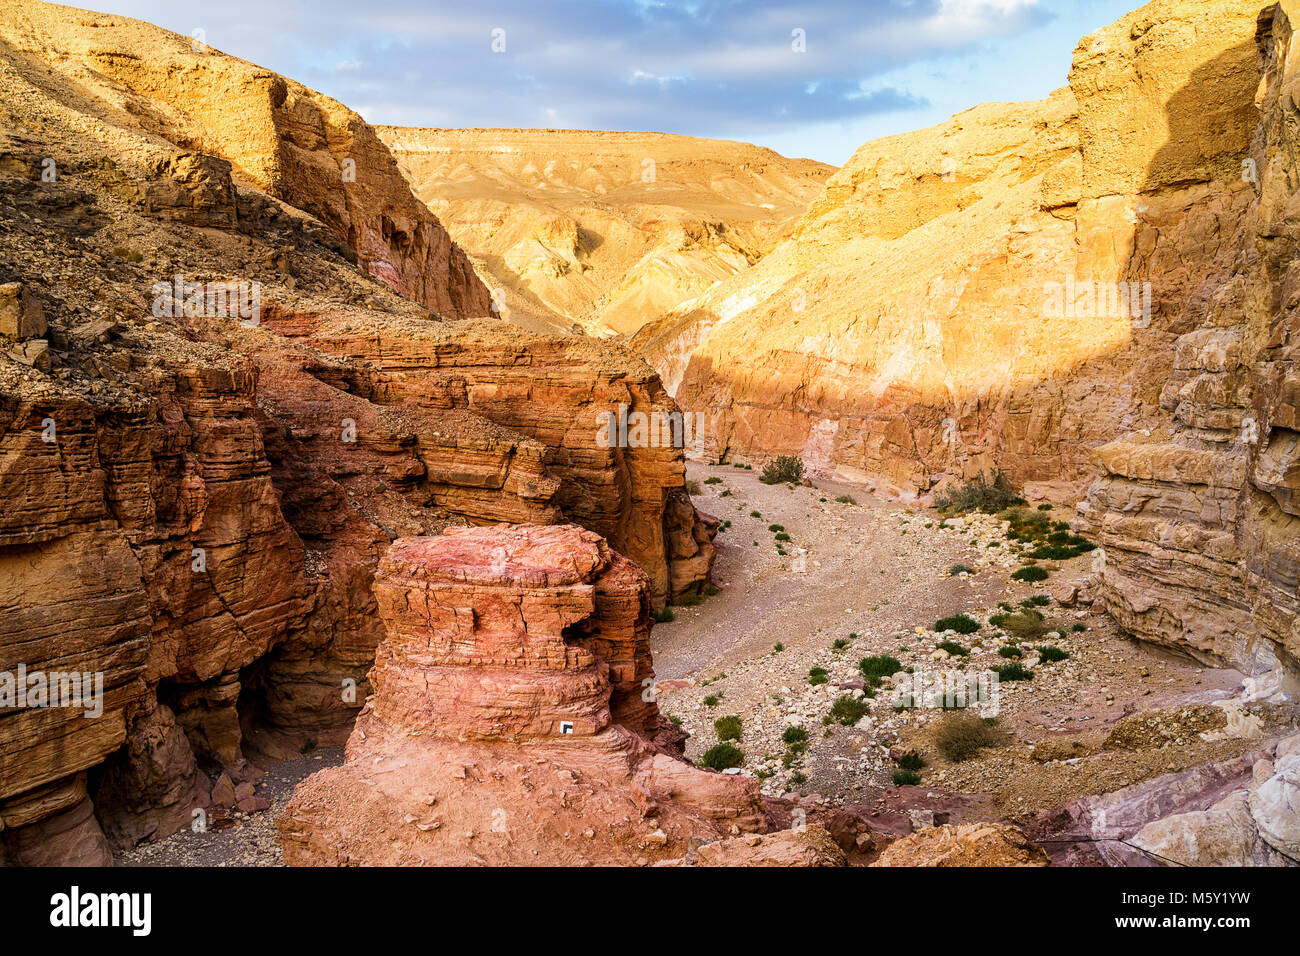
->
96;0;1047;137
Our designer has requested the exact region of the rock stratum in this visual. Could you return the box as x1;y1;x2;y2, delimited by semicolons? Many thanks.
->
280;524;794;866
0;1;714;864
637;0;1300;689
377;127;833;337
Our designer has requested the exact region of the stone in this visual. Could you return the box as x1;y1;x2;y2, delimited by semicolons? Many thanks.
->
872;823;1050;867
0;282;45;339
278;525;770;866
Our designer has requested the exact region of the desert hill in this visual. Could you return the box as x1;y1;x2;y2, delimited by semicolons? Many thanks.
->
376;127;833;336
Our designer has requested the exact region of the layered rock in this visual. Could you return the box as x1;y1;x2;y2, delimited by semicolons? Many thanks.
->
377;127;832;336
643;0;1300;684
0;0;714;862
280;525;765;866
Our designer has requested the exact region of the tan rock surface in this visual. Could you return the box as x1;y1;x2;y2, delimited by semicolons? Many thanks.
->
378;127;832;336
871;822;1050;867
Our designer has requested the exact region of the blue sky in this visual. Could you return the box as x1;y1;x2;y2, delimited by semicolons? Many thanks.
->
93;0;1140;165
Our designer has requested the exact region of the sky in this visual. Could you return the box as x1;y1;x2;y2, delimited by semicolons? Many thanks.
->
92;0;1140;166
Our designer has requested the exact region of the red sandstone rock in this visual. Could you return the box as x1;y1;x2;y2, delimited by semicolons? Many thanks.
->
279;524;766;866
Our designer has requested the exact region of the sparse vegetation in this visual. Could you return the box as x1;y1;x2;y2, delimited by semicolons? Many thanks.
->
934;713;1009;762
703;694;721;707
828;695;869;725
1011;565;1050;582
759;455;804;485
997;644;1023;658
892;769;922;786
859;654;902;685
808;666;829;686
936;639;969;657
835;494;856;504
897;751;925;771
684;480;702;494
1037;645;1070;663
782;725;808;745
934;470;1024;515
699;743;744;770
934;613;980;634
714;714;743;741
704;476;722;484
949;564;973;576
653;607;675;623
994;661;1034;682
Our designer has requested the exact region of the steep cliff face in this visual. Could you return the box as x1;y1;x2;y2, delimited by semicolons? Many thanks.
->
0;1;713;863
649;0;1300;683
0;0;491;319
377;127;832;335
279;524;768;866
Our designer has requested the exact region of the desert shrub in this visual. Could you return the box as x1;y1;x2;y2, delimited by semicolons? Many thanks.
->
684;480;702;495
702;694;720;707
897;751;926;771
668;714;682;726
829;695;870;725
759;455;804;485
1023;594;1051;607
934;713;1009;762
113;246;144;263
704;476;722;485
996;610;1050;640
774;532;790;542
1072;623;1087;633
1037;503;1053;511
859;654;902;684
892;770;922;786
699;743;744;770
1036;645;1070;663
714;715;743;741
653;607;675;623
790;771;807;785
934;613;980;634
808;666;829;686
768;524;785;532
782;725;808;745
934;470;1024;514
832;638;850;651
994;661;1033;682
835;494;856;504
773;642;784;653
949;564;973;576
997;644;1023;659
750;510;762;518
1011;565;1050;582
936;640;969;657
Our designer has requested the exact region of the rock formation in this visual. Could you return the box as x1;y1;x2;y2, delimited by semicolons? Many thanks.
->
377;128;832;336
0;0;713;862
279;524;771;866
870;823;1051;867
638;0;1300;689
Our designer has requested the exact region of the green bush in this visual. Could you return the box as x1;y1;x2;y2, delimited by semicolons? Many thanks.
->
859;654;902;684
835;494;856;504
994;661;1033;682
934;613;980;634
714;715;743;741
782;725;808;745
832;638;850;651
1011;565;1050;582
774;532;791;542
892;770;922;786
949;564;973;576
1036;645;1070;663
997;645;1023;659
653;607;675;623
685;480;702;495
768;524;785;532
699;743;744;770
829;695;870;725
759;455;804;485
936;640;969;657
808;666;829;686
897;751;925;771
703;694;720;707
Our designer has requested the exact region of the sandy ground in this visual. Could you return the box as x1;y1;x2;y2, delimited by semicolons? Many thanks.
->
651;461;1277;832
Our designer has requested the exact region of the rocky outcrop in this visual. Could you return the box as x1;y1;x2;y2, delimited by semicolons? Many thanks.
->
0;0;714;863
0;0;490;319
871;823;1051;867
280;525;765;866
646;0;1300;686
377;127;832;336
1029;731;1300;866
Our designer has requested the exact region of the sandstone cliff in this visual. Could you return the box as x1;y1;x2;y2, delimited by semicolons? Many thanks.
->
377;127;833;336
0;1;714;863
642;0;1300;687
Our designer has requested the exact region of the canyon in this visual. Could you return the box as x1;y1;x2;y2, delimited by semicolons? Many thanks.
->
1;0;1299;870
